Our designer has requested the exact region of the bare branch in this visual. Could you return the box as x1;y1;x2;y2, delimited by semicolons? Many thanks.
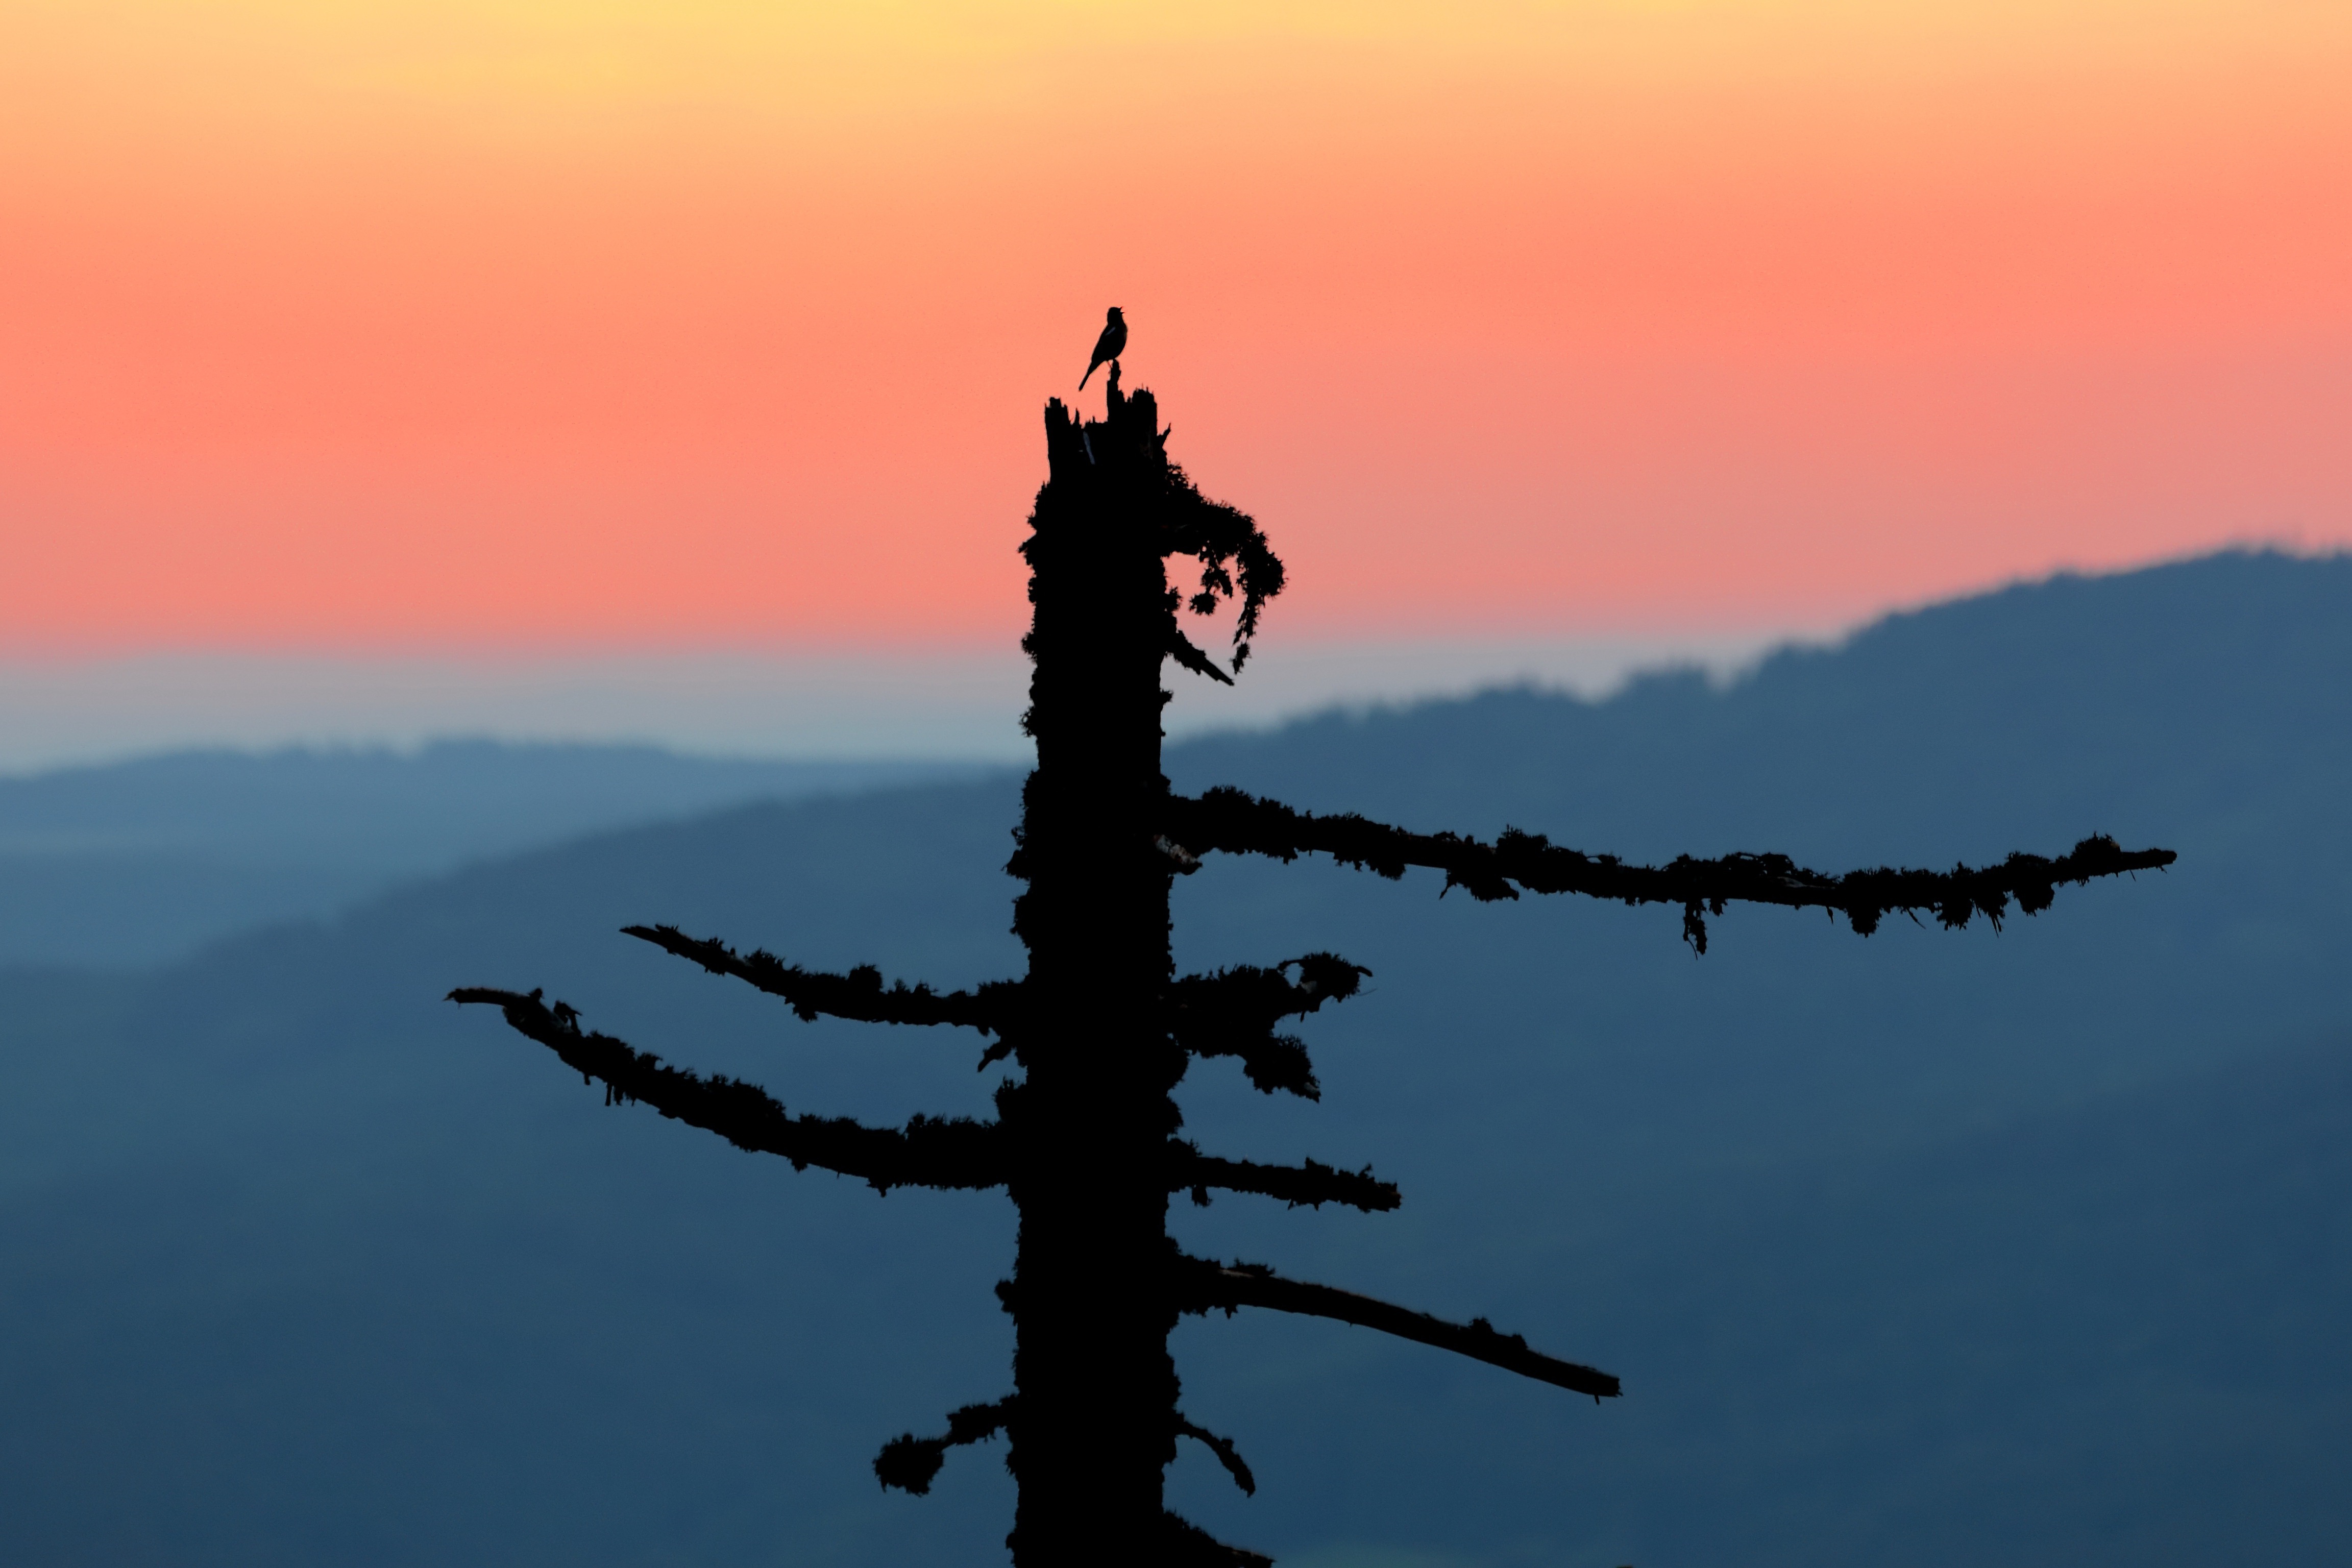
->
1159;1511;1273;1568
448;987;1003;1193
1173;1255;1620;1401
1166;786;2176;950
1171;953;1369;1099
1174;1146;1400;1213
622;924;1016;1031
873;1396;1015;1494
1174;1415;1256;1495
1166;626;1236;685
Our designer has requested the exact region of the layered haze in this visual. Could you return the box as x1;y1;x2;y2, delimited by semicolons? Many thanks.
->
7;8;2348;1561
2;553;2346;1565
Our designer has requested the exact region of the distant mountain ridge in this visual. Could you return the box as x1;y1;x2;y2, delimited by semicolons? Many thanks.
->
1;549;2346;1566
0;743;984;967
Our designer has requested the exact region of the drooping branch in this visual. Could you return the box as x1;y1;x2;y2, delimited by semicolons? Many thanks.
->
873;1396;1015;1494
1166;625;1237;685
1190;1026;1315;1099
1171;954;1369;1099
1173;1145;1401;1213
1165;786;2177;951
1174;1415;1256;1495
622;924;1017;1031
1173;1256;1621;1401
448;987;1004;1193
1160;1511;1274;1568
1154;448;1285;674
1042;371;1283;679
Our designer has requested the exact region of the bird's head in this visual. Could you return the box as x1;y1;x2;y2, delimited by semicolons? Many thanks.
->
1107;306;1124;323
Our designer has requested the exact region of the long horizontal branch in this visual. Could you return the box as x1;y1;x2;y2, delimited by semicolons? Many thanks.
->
1174;1256;1620;1400
1174;1146;1401;1213
622;924;1015;1032
448;987;1003;1193
1165;786;2175;949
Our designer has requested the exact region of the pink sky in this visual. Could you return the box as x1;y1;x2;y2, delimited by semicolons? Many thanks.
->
3;3;2347;654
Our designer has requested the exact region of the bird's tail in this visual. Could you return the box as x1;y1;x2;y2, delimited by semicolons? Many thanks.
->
1079;363;1096;389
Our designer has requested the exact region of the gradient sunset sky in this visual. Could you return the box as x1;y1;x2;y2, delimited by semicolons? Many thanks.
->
4;1;2347;656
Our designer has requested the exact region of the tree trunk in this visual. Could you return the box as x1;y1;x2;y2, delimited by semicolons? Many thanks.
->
1003;370;1188;1564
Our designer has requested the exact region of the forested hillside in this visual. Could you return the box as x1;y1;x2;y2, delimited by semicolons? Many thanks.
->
2;551;2344;1566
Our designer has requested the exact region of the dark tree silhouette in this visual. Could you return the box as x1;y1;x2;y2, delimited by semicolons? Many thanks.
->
452;339;2174;1566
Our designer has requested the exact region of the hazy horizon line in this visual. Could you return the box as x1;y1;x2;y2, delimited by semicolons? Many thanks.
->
0;630;1798;779
3;546;2332;778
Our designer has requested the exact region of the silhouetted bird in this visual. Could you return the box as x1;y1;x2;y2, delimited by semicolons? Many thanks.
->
1079;307;1127;389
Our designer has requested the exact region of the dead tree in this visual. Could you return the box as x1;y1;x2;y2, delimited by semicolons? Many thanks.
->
452;348;2173;1566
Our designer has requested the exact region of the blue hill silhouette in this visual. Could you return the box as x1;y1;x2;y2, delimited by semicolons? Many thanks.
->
0;745;973;967
0;549;2344;1565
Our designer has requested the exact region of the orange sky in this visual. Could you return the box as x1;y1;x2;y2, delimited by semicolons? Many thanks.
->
3;1;2347;653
